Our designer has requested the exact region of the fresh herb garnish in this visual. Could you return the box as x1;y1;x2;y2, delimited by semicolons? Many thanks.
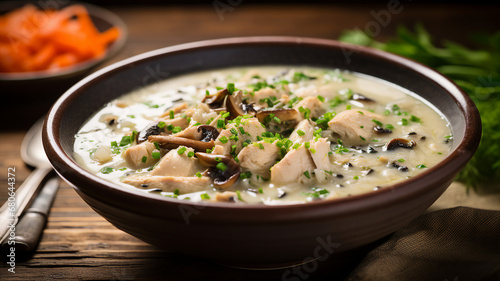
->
302;187;330;199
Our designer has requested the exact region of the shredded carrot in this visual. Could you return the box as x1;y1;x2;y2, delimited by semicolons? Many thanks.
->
0;4;121;73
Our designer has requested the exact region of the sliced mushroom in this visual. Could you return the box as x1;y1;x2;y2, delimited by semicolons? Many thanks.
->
384;138;417;151
137;122;164;144
148;135;214;152
198;125;220;142
195;153;240;189
391;161;409;172
202;88;229;109
350;93;375;102
374;126;392;134
255;108;302;133
226;90;257;119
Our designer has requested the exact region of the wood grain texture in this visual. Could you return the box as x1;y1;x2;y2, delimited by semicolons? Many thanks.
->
1;3;500;280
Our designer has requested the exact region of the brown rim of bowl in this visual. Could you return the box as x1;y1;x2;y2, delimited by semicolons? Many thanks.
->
43;36;481;217
0;1;127;81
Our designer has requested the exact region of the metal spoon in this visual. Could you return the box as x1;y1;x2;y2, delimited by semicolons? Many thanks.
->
0;118;58;254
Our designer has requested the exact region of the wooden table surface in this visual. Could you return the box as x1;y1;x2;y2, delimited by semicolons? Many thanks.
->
1;3;499;280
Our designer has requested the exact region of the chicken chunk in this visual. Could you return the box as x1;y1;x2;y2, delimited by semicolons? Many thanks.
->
293;96;323;118
213;117;266;156
251;87;281;107
270;146;315;185
150;147;202;177
289;119;314;144
328;109;384;145
308;138;335;171
172;125;202;140
190;103;218;125
122;141;157;169
123;175;211;193
237;141;279;176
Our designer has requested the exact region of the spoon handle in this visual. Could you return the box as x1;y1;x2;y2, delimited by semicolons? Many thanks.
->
1;177;59;255
0;166;53;246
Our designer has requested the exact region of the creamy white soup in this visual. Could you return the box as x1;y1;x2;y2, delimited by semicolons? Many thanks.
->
74;67;452;205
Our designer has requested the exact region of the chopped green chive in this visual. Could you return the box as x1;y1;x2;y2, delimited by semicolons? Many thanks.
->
217;119;225;129
410;115;421;123
317;95;325;102
200;193;210;200
416;164;428;169
372;119;383;126
169;110;175;119
152;151;161;159
240;171;252;180
227;83;236;94
253;143;265;150
360;136;366;141
177;147;187;155
216;162;227;172
141;156;148;163
357;111;364;115
236;190;243;201
196;172;202;178
303;171;311;179
397;158;405;162
219;136;229;144
119;136;132;146
174;189;180;196
100;167;114;174
297;130;305;136
187;151;195;157
386;124;394;130
153;141;161;150
346;105;352;110
258;188;264;194
401;118;409;126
